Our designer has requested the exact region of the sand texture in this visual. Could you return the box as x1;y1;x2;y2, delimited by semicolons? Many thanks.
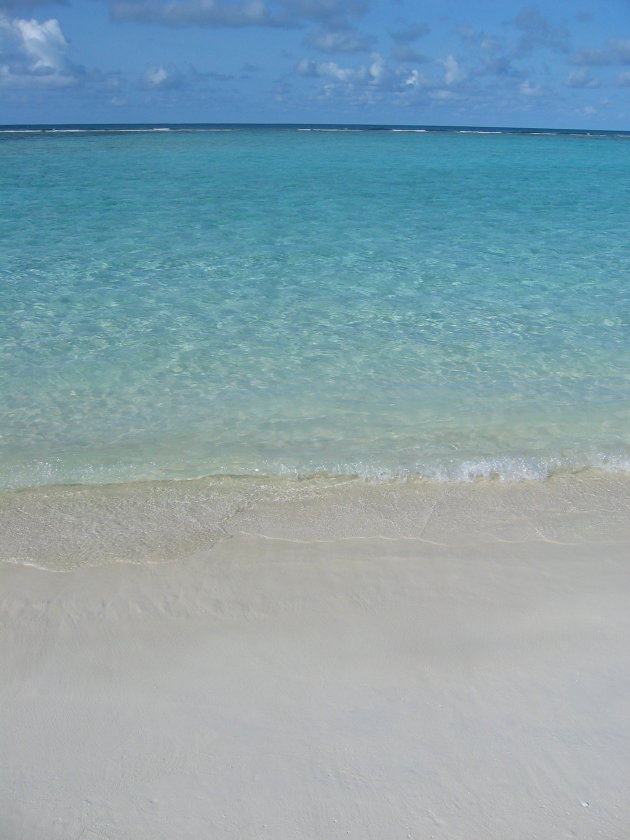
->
2;474;630;839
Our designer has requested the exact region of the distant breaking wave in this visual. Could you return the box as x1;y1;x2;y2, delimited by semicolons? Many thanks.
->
1;123;629;139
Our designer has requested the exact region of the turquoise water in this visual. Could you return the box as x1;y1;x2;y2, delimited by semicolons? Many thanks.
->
1;127;629;490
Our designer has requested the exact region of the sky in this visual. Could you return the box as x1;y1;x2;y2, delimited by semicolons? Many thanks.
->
0;0;629;128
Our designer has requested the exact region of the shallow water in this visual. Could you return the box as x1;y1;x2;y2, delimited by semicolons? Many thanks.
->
1;126;629;489
1;470;628;570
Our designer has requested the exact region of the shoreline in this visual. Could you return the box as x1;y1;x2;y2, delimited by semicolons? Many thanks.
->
1;468;629;570
2;471;630;838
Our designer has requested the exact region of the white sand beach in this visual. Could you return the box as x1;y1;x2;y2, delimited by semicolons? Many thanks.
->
2;473;630;839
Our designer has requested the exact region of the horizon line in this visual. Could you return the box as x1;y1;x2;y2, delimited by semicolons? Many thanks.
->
1;120;629;135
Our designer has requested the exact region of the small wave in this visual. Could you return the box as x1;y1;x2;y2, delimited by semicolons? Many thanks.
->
275;452;630;484
3;451;630;493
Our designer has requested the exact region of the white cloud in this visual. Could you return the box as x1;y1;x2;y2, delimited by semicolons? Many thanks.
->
438;54;465;86
145;64;168;86
0;12;78;87
14;16;66;70
368;52;388;84
298;58;368;83
402;68;429;89
296;51;434;106
519;79;544;96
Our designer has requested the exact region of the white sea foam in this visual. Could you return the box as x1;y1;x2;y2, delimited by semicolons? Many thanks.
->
275;453;630;484
3;450;630;493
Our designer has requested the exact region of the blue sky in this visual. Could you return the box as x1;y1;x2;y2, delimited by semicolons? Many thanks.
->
0;0;629;127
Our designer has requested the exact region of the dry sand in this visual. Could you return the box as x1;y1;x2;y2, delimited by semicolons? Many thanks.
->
2;473;630;839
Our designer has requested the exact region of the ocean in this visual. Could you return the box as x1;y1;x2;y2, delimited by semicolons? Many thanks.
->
1;124;629;565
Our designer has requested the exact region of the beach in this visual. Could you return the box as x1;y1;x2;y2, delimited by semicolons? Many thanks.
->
3;472;630;839
2;125;629;838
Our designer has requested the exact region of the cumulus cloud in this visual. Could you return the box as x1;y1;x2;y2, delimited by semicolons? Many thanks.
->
142;63;184;88
14;16;65;67
519;79;544;96
298;54;368;84
0;12;78;87
140;61;240;90
296;39;557;112
438;54;465;86
297;55;367;83
296;51;436;107
291;5;623;116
